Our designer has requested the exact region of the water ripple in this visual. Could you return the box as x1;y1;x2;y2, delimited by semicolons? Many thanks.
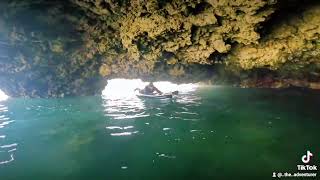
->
105;124;140;136
110;131;139;136
102;91;203;139
102;91;202;122
0;103;17;166
0;120;15;129
0;154;14;165
156;152;176;159
102;96;148;120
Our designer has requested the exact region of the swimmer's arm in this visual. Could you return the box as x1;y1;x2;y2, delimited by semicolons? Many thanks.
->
154;87;162;94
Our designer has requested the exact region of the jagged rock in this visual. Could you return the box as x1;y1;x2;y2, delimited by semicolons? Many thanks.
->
227;3;320;72
0;0;319;97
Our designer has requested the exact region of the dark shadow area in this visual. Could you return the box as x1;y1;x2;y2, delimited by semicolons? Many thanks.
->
259;0;320;37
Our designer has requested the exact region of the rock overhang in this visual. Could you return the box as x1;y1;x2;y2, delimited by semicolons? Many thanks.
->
0;0;319;97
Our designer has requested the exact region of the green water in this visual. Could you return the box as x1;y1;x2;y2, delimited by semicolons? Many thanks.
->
0;87;319;179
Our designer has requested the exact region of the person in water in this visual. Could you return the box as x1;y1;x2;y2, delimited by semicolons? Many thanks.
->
136;82;163;95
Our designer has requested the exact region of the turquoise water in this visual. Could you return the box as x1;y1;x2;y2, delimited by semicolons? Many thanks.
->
0;87;319;179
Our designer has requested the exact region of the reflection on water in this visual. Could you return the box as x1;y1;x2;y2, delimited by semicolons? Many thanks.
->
102;96;148;120
102;88;202;136
0;103;17;165
0;87;320;179
101;79;202;137
0;90;8;102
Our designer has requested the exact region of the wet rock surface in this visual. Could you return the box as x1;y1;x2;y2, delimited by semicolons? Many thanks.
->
0;0;319;97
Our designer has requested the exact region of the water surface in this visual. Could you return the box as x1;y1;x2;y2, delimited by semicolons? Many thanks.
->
0;87;319;179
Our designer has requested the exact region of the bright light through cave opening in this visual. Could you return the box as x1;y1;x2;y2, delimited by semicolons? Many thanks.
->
101;79;199;99
0;89;9;101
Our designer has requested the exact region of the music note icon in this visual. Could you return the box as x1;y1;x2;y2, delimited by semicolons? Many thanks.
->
301;150;313;164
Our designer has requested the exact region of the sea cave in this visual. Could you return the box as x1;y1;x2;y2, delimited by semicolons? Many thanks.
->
0;0;318;97
0;0;319;179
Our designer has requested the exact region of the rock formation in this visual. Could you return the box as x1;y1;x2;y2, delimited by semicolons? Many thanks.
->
0;0;319;97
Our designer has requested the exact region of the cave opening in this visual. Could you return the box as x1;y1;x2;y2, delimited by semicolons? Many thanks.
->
101;79;199;99
0;89;9;101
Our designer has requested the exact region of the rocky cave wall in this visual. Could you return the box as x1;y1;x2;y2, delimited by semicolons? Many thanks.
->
0;0;319;97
